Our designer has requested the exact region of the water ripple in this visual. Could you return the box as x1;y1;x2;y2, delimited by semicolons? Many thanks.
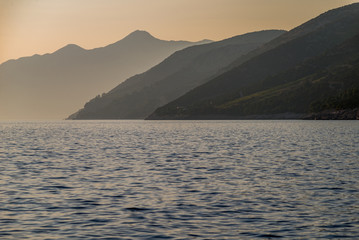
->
0;120;358;239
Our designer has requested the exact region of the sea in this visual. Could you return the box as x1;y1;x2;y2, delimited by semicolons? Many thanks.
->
1;120;358;239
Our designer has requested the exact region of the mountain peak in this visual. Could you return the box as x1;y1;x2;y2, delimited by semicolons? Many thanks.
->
124;30;157;41
54;44;84;55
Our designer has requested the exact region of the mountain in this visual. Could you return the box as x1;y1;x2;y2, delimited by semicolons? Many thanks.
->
148;3;359;120
0;30;208;120
68;30;285;119
212;34;359;119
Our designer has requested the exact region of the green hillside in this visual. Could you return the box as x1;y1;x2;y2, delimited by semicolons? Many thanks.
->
147;3;359;120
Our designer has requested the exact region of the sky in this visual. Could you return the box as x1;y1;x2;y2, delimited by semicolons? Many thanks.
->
1;0;358;64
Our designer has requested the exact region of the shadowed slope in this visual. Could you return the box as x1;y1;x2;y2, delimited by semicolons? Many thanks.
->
148;3;359;119
69;30;285;119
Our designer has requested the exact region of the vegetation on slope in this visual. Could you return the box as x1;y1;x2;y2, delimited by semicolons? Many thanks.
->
147;3;359;120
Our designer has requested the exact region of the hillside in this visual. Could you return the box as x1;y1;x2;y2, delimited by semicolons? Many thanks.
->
68;30;285;119
217;34;359;118
148;3;359;120
0;30;206;120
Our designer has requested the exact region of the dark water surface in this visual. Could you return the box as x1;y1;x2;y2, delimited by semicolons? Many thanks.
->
1;120;359;239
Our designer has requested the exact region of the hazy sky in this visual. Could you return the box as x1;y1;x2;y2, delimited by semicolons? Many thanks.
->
1;0;358;64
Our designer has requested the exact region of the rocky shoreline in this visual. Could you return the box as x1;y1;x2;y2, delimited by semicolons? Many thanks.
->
147;110;359;120
304;108;359;120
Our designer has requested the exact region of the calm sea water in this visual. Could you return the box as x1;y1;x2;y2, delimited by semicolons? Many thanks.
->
1;120;359;239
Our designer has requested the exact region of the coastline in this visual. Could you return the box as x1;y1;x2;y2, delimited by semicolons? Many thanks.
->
147;109;359;120
303;108;359;120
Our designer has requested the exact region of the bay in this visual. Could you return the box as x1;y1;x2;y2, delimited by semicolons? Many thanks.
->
0;120;359;239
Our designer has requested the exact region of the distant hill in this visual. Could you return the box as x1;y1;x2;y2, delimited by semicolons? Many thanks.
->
0;30;207;120
148;3;359;120
68;30;285;119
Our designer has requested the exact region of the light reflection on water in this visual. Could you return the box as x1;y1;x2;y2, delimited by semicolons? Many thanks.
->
0;120;359;239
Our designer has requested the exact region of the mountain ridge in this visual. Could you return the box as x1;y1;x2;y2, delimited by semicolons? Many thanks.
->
0;30;207;120
147;3;359;120
68;30;285;119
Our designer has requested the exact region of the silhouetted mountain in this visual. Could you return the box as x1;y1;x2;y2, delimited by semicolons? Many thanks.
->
68;30;285;119
148;3;359;120
0;30;207;120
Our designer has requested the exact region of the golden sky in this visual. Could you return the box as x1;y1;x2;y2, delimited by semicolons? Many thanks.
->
1;0;358;63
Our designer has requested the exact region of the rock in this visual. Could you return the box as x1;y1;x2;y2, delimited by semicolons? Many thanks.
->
304;108;359;120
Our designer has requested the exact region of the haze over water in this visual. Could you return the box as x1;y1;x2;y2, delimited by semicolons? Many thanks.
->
1;120;358;239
